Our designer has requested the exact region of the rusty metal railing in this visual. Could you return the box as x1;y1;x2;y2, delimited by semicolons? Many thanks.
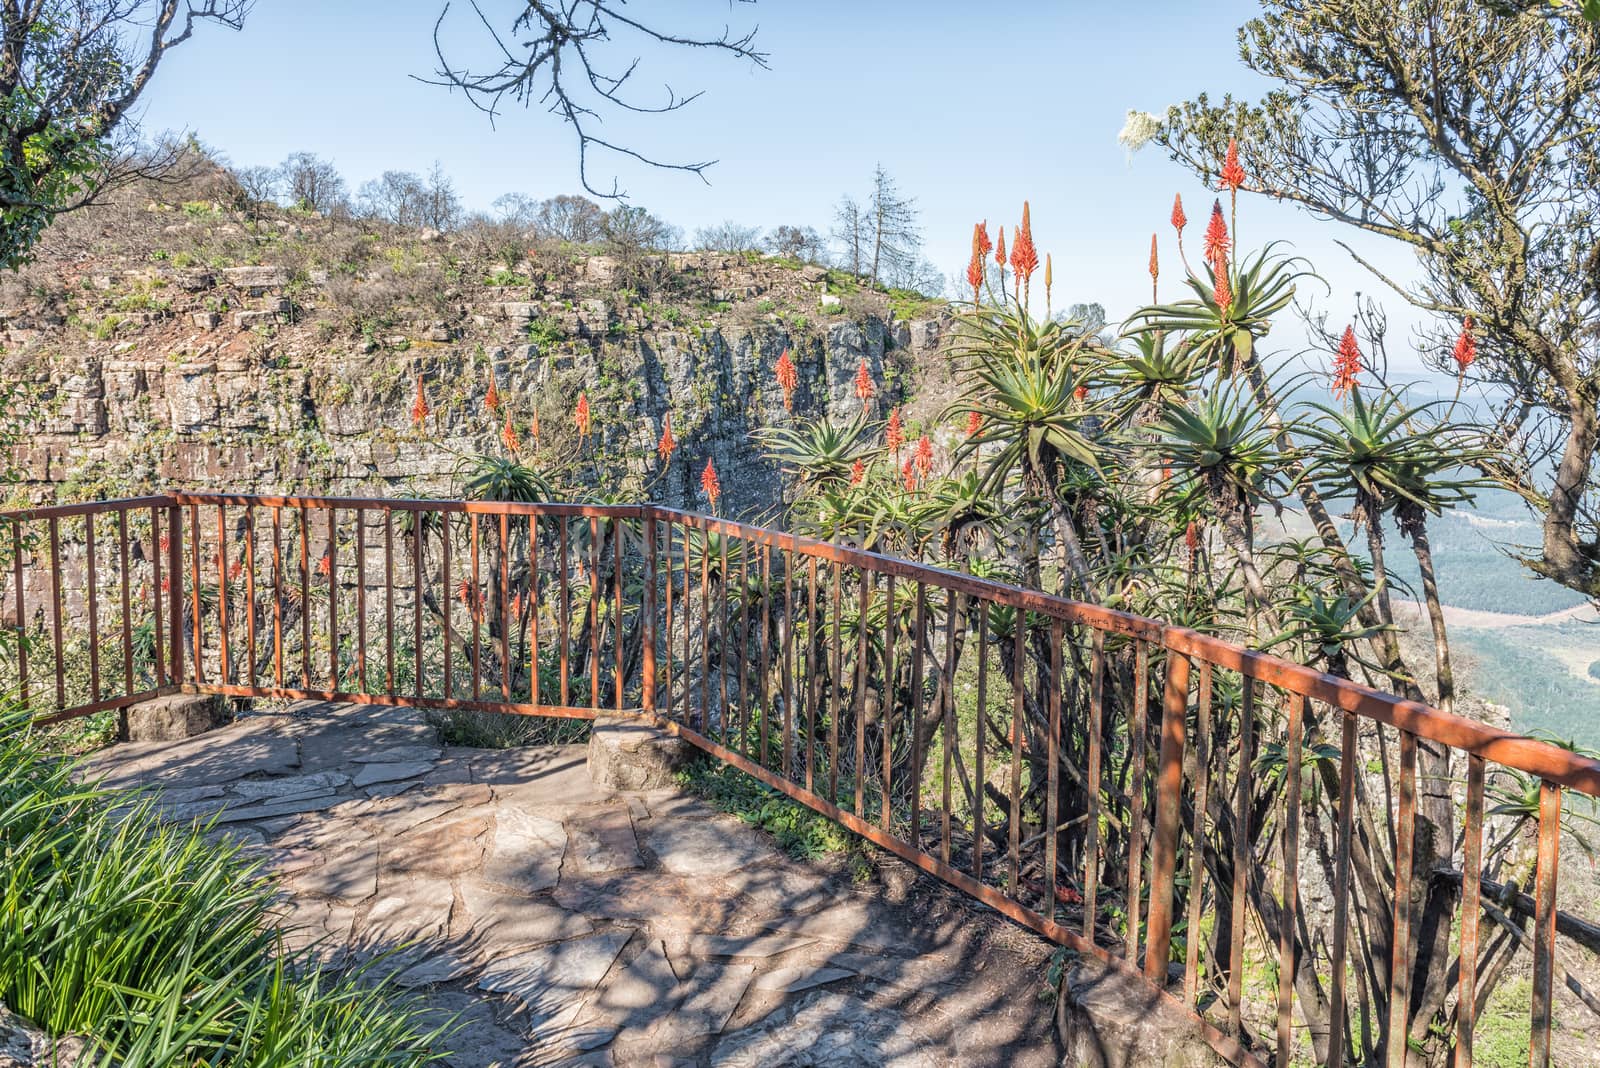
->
3;492;1596;1067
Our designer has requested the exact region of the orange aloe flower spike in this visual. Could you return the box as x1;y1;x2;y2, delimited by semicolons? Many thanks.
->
700;458;722;511
575;391;592;437
1219;138;1246;193
410;374;430;427
657;412;677;464
1453;317;1477;373
1333;325;1362;398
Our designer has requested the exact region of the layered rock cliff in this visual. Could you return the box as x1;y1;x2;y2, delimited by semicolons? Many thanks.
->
3;204;951;518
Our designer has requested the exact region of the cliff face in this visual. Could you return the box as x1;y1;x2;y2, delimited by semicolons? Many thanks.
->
2;208;950;518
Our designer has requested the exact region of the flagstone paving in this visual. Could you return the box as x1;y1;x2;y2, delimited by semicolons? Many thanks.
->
87;702;1059;1067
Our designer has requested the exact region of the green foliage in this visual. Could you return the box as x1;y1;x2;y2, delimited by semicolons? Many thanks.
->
0;706;449;1064
525;316;566;348
485;268;531;286
676;757;860;863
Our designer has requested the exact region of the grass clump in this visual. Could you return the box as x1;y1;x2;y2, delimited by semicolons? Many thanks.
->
0;705;450;1065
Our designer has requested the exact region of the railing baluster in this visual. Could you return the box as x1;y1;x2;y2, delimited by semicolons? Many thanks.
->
271;507;283;688
442;512;453;699
215;505;228;685
385;510;395;693
941;589;957;866
471;513;482;701
48;517;63;708
12;518;26;708
1145;647;1190;982
244;507;257;690
883;573;897;834
1008;612;1024;896
412;509;423;701
297;506;309;689
612;516;623;711
356;508;367;693
738;536;752;751
828;561;842;805
660;515;671;717
805;558;819;793
1387;729;1418;1068
591;515;602;711
530;513;541;705
84;513;100;704
781;536;796;780
854;568;870;817
1045;619;1063;922
502;513;513;703
1127;639;1149;965
758;542;771;766
1458;754;1485;1068
166;503;184;687
973;604;988;880
118;509;132;695
151;506;166;688
699;526;710;733
1184;660;1213;1007
1084;629;1105;943
643;511;657;715
680;523;691;728
910;580;927;845
326;506;336;689
1326;706;1357;1067
1529;780;1561;1068
1278;693;1305;1065
1228;679;1256;1035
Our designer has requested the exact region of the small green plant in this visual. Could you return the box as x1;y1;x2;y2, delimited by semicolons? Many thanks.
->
526;316;566;348
485;268;531;287
676;757;860;863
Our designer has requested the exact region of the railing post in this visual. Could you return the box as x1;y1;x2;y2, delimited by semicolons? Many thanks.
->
166;500;184;687
641;505;656;714
1143;643;1190;983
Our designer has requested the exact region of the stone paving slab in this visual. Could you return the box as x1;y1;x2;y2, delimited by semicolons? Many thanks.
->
83;702;1059;1067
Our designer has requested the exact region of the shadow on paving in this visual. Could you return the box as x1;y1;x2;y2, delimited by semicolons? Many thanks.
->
85;701;1061;1068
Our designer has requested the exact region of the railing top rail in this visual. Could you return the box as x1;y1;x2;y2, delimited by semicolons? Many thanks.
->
9;492;1598;794
1;494;175;522
653;506;1600;797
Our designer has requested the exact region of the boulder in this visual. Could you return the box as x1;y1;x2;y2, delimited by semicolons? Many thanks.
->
586;716;689;791
0;1006;90;1067
220;265;288;291
121;692;230;743
1056;958;1225;1068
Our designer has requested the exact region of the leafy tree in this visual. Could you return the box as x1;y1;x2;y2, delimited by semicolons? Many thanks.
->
1155;1;1600;603
0;0;248;268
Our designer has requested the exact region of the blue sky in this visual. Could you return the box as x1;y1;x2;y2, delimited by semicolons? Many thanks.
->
136;0;1434;370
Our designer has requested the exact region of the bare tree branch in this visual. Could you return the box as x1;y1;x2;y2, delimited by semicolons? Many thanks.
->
424;0;767;198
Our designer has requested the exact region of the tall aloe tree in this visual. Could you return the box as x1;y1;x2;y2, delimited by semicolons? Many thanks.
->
1301;388;1487;712
949;303;1110;597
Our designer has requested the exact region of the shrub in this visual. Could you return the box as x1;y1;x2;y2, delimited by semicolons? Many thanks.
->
0;706;450;1065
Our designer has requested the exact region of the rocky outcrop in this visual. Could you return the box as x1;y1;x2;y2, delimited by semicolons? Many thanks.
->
7;246;950;518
